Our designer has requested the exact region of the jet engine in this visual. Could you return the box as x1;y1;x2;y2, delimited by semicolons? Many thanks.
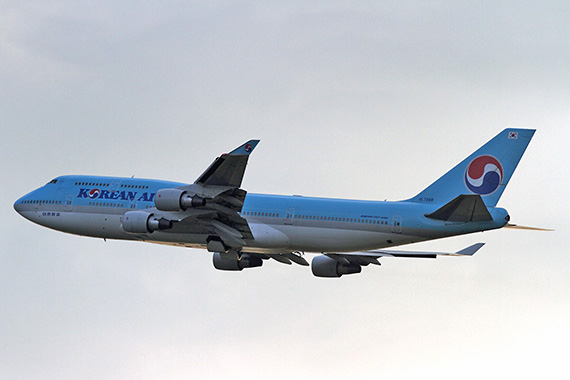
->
122;211;172;234
311;255;362;278
155;188;206;211
212;252;263;271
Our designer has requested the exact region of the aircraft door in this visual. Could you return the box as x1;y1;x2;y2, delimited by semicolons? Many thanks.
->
110;179;121;191
285;208;295;225
391;215;402;233
63;194;73;212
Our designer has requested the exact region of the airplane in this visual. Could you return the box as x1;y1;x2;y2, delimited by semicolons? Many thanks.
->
13;128;546;277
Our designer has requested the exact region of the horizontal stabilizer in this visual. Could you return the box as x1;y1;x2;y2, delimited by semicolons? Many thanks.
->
425;194;492;222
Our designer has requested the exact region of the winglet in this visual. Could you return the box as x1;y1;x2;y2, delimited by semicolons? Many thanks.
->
452;242;485;256
194;140;261;187
228;140;260;156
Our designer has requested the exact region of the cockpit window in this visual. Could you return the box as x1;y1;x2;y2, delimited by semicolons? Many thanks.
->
47;179;58;184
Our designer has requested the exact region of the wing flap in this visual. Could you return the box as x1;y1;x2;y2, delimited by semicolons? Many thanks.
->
283;253;310;266
241;252;309;266
326;254;380;266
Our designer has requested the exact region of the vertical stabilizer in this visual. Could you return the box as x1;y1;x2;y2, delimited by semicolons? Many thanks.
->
408;129;535;207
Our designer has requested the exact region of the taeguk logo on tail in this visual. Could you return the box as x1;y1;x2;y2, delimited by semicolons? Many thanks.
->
464;155;503;195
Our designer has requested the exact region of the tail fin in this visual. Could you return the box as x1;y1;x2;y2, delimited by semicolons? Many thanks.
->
408;129;535;207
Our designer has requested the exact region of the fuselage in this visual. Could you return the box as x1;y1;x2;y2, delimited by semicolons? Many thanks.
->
13;175;509;253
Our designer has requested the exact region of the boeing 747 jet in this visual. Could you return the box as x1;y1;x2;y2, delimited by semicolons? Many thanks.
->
14;129;542;277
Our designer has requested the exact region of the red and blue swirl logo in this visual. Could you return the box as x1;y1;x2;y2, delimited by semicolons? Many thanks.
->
464;156;503;195
88;189;101;199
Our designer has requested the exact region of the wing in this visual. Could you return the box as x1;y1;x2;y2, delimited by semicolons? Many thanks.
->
153;140;260;250
325;243;485;266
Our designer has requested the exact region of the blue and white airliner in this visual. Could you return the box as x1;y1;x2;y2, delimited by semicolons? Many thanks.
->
14;129;545;277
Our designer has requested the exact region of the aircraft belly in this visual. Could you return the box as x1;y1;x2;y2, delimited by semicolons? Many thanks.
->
262;225;416;252
20;207;431;251
248;223;290;248
19;209;131;240
58;212;131;239
19;208;490;254
50;210;212;246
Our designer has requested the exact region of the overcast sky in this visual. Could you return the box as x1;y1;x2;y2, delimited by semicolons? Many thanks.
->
2;1;569;379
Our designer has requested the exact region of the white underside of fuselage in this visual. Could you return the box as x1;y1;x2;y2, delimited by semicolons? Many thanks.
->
19;210;432;253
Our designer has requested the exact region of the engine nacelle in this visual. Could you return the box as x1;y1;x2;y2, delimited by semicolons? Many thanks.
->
212;252;263;271
311;255;362;278
155;188;206;211
122;211;173;234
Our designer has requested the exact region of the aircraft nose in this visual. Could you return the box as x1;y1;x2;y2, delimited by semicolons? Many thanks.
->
14;186;51;225
14;191;36;217
13;196;25;214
